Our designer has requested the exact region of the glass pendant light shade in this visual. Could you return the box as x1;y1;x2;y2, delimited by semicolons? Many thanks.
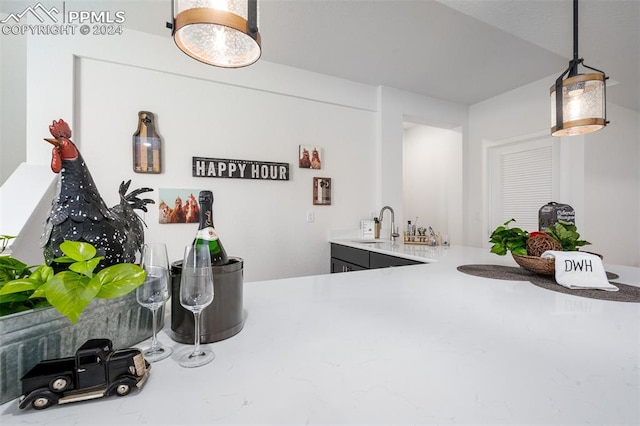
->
550;73;606;136
550;0;607;137
173;0;261;68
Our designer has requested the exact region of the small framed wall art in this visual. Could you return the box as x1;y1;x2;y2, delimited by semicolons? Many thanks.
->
299;145;322;169
313;177;331;205
158;188;201;224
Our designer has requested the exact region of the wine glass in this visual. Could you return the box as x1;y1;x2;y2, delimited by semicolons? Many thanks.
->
179;244;215;368
136;243;172;362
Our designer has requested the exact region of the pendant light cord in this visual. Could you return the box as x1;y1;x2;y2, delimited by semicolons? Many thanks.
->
569;0;581;77
573;0;579;62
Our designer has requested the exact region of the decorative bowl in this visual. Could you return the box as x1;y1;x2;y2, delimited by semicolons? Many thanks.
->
512;254;555;275
513;251;603;276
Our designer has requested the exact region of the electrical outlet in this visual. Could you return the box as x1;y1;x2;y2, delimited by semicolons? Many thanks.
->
306;210;315;223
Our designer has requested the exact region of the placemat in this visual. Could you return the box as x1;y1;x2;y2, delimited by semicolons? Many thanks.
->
457;264;640;303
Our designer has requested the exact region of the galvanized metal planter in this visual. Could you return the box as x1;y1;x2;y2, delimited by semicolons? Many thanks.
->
0;292;160;405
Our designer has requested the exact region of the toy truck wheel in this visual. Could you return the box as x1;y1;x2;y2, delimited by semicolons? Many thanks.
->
49;376;69;392
115;383;131;396
32;395;54;410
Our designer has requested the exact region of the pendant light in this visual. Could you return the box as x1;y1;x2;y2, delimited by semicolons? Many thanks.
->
167;0;261;68
550;0;608;136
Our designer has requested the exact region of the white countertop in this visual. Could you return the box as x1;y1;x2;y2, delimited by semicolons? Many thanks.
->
2;245;639;425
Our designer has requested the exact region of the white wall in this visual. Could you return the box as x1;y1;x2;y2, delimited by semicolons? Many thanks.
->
3;28;473;281
583;104;640;266
10;29;381;282
403;125;463;244
75;56;377;281
468;76;640;266
0;12;26;186
378;86;468;233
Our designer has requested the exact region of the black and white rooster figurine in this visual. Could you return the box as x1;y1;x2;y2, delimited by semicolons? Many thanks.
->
41;119;154;269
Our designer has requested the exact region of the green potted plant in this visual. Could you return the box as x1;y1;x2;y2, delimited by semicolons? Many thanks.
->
0;235;50;315
0;236;145;323
0;236;154;405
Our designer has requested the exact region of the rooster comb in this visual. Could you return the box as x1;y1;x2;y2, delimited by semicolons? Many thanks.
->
49;119;72;139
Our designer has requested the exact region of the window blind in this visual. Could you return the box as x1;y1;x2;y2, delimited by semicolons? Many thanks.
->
499;145;553;232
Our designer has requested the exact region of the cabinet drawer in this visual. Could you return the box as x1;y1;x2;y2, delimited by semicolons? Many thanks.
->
330;244;370;268
369;252;422;269
331;258;367;273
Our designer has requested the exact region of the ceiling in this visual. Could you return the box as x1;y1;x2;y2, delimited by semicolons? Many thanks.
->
4;0;639;110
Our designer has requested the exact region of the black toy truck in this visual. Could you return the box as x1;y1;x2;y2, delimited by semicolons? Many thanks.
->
18;338;151;410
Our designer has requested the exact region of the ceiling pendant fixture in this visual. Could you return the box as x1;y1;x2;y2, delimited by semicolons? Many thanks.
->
167;0;261;68
550;0;608;136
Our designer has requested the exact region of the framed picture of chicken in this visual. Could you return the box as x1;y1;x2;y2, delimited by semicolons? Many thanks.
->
313;177;332;205
299;145;322;169
158;188;201;224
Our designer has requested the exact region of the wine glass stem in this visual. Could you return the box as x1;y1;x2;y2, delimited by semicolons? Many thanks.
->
193;311;202;355
150;307;160;351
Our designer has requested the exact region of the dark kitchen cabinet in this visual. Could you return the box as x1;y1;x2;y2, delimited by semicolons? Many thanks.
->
369;252;422;269
331;257;367;273
330;244;369;273
330;243;422;273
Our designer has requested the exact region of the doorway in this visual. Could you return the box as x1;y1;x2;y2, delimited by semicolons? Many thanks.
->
402;123;463;244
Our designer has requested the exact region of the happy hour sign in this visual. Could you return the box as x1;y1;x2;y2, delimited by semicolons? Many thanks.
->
192;156;290;181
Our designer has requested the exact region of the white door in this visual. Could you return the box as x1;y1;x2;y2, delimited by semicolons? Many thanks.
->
488;137;560;233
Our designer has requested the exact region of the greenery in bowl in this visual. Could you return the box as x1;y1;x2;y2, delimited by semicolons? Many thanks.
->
543;221;590;251
489;219;590;256
0;236;145;323
489;219;529;256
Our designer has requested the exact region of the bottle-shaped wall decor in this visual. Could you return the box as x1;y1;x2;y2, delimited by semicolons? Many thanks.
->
132;111;162;173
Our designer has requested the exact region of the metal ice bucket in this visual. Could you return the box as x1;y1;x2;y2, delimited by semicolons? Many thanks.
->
169;257;244;343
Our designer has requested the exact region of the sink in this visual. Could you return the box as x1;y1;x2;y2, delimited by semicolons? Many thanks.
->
350;240;381;244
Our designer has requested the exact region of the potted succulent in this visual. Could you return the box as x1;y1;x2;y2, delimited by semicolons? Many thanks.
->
489;219;591;275
0;236;154;405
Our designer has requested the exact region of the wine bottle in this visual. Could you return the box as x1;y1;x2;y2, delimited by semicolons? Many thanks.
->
132;111;162;173
193;190;229;266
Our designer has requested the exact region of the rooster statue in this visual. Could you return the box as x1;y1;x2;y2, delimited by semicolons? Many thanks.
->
41;119;154;269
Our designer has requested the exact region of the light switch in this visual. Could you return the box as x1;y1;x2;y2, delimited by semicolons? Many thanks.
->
306;210;315;223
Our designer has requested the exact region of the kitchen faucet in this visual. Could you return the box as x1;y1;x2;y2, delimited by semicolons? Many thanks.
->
379;206;400;242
